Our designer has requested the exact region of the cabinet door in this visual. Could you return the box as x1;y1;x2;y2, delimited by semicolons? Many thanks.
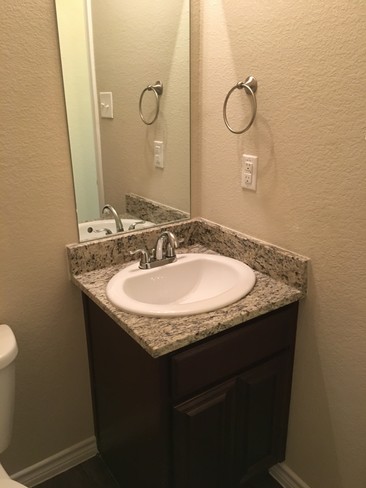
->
236;353;291;485
173;379;237;488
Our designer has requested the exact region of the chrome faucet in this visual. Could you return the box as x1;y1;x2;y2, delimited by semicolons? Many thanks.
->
154;231;179;260
87;226;113;236
128;221;145;231
102;204;124;232
131;231;179;269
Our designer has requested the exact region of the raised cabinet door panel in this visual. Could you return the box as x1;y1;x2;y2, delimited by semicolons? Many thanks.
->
173;379;237;488
236;353;290;485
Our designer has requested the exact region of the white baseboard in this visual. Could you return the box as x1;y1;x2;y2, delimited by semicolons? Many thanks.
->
11;437;97;487
270;462;311;488
10;443;308;488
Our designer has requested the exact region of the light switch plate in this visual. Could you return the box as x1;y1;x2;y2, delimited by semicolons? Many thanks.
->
100;92;113;119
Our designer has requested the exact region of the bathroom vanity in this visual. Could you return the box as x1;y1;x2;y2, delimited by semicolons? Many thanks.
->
67;218;308;488
84;297;297;487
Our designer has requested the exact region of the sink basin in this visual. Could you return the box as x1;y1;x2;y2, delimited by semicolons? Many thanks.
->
79;219;154;241
106;253;256;317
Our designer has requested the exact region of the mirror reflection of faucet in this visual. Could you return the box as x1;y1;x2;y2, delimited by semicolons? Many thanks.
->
102;204;124;232
78;218;154;241
87;227;113;236
131;231;179;269
128;221;145;231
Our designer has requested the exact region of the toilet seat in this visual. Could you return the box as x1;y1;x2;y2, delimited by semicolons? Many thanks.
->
0;481;26;488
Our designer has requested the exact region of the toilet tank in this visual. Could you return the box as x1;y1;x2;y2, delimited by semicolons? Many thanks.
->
0;325;18;454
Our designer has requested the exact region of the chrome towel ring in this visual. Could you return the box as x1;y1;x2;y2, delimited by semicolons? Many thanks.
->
223;76;258;134
139;81;163;125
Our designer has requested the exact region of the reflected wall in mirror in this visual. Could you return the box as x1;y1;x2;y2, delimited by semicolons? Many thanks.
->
56;0;190;241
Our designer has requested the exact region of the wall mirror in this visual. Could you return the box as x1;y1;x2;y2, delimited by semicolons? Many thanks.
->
55;0;190;241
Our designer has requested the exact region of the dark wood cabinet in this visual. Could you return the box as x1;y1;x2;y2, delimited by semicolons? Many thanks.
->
173;379;237;488
83;295;298;488
172;352;292;488
235;354;290;484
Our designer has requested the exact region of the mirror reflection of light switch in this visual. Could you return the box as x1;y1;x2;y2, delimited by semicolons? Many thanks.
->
99;92;113;119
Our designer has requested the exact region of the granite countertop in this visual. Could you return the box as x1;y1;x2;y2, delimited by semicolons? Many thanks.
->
67;218;309;358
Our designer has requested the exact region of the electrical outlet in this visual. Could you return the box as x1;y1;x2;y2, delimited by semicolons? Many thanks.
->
241;154;258;190
244;161;253;173
243;172;252;185
154;141;164;168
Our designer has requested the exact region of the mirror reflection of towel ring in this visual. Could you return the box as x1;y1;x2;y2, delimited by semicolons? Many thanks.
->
223;76;258;134
139;81;163;125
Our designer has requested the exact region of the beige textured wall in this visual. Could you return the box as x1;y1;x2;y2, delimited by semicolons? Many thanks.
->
0;0;93;474
193;1;366;487
2;2;366;487
92;0;190;214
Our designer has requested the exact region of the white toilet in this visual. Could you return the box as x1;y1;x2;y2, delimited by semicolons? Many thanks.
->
0;325;27;488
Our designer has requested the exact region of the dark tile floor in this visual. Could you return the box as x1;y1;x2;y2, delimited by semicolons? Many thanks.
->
34;456;282;488
34;457;119;488
247;471;283;488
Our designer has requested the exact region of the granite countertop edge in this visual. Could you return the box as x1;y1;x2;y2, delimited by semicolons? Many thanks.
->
72;245;305;358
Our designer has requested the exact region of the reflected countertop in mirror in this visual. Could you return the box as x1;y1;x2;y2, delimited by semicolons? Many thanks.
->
55;0;191;242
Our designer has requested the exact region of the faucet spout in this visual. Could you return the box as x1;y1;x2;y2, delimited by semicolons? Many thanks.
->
131;231;179;269
102;204;124;232
154;231;178;260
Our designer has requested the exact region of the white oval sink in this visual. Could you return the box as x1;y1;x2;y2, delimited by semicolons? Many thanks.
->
106;253;256;317
79;219;154;241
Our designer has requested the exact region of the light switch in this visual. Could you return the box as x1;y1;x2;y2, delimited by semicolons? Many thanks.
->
99;92;113;119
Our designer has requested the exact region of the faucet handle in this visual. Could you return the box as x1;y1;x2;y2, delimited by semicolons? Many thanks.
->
128;221;145;231
130;248;150;268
